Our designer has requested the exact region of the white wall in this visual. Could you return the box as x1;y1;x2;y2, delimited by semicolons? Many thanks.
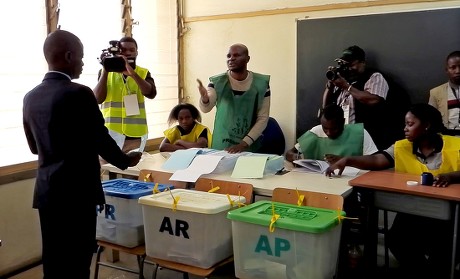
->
181;0;460;149
0;179;41;276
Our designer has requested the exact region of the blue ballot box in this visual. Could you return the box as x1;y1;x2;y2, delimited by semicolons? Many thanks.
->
96;178;173;247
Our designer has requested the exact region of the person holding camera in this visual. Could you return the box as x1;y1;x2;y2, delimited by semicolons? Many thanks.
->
94;36;157;152
196;43;271;153
322;45;395;150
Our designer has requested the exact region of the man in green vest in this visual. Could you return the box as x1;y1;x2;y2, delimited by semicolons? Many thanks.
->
94;37;157;152
285;103;378;163
197;43;271;153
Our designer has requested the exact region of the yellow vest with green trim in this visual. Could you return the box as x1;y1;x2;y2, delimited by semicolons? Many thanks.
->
394;135;460;176
102;66;149;137
163;122;212;148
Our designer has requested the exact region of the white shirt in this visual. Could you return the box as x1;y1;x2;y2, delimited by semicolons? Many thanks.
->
336;72;389;124
447;84;460;129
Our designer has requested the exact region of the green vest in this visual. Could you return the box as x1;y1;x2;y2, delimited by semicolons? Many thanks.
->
210;72;269;152
298;123;364;160
102;66;149;137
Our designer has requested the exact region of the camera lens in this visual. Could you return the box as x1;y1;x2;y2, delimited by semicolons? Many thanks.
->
326;69;337;80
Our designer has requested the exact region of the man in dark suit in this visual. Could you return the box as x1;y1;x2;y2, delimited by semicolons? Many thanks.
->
22;30;142;279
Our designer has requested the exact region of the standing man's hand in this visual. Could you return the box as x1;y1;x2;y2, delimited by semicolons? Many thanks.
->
197;79;209;104
127;151;142;167
225;142;248;154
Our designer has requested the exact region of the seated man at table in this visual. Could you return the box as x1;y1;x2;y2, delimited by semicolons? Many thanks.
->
285;103;378;163
325;103;460;278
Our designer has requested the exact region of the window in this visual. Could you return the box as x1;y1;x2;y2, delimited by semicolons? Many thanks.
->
0;1;178;167
0;1;47;166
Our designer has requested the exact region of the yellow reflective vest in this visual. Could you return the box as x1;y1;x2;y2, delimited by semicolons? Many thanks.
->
163;122;212;147
394;135;460;176
101;66;149;137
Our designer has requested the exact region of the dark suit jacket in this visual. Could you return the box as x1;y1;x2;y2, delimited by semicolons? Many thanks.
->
23;72;131;209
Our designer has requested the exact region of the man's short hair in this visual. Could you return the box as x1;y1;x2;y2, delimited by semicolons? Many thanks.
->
340;45;366;63
446;50;460;62
120;36;138;49
320;104;344;121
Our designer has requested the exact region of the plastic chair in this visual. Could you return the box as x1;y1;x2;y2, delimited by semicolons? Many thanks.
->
149;179;254;279
258;117;286;156
272;187;343;210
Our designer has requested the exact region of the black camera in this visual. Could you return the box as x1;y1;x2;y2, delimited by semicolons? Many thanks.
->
326;59;350;81
99;40;126;72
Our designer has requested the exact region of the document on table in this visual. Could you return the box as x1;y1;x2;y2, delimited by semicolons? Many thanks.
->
292;159;360;177
169;154;224;182
162;149;203;171
231;155;269;178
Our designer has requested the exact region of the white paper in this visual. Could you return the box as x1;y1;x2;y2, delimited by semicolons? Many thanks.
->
169;154;224;182
162;149;202;171
124;94;140;116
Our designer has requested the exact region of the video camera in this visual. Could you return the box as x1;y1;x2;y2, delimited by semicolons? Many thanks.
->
326;59;350;81
99;40;126;72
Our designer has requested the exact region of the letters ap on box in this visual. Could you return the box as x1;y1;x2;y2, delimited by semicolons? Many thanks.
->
227;200;344;279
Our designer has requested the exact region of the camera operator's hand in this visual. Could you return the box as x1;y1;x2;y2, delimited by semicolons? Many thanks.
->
330;73;350;91
121;56;136;77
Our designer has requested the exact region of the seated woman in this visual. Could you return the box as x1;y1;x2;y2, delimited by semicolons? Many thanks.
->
326;103;460;278
159;103;212;152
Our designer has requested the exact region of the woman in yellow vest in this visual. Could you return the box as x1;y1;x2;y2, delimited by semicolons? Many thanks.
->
159;103;212;152
326;103;460;277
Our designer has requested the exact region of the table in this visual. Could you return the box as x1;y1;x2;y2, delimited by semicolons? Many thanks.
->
101;152;355;198
348;171;460;279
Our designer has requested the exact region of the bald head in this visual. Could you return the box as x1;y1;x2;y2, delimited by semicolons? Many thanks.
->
229;43;249;56
227;43;250;74
43;30;84;79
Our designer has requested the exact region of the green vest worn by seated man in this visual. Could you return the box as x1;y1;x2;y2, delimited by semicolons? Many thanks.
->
210;72;269;152
298;123;364;160
102;66;149;137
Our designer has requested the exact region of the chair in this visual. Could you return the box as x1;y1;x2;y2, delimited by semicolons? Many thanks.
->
147;256;234;279
149;178;254;279
94;241;146;279
258;117;286;156
195;178;254;204
272;187;343;210
138;169;187;189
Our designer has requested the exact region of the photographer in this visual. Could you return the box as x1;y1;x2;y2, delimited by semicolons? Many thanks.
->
322;45;397;150
94;36;157;152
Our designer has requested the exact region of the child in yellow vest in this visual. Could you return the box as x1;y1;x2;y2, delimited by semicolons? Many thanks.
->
159;103;212;152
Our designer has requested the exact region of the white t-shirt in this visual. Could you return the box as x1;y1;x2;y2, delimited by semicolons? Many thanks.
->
294;124;379;157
